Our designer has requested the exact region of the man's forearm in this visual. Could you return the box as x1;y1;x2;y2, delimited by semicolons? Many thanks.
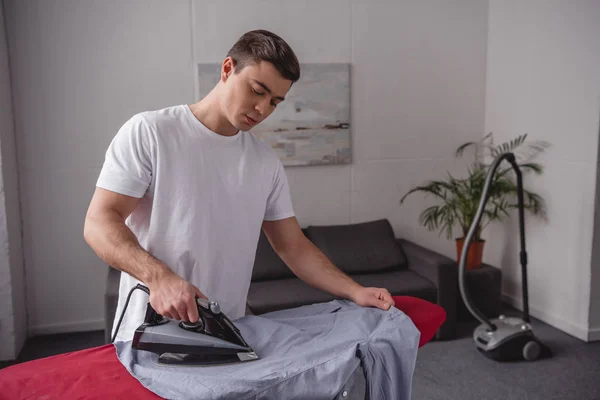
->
279;237;362;301
84;213;169;285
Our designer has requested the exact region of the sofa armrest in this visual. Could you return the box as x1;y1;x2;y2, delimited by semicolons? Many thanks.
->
397;239;458;340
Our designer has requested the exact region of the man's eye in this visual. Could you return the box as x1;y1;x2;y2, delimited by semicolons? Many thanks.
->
252;88;264;96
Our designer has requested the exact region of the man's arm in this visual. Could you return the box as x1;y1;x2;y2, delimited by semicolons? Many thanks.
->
262;217;394;310
84;187;205;322
84;188;165;284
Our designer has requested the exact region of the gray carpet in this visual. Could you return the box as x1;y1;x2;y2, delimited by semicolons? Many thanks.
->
413;312;600;400
0;330;105;370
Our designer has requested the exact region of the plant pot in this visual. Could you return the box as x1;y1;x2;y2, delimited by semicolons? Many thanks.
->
456;238;485;270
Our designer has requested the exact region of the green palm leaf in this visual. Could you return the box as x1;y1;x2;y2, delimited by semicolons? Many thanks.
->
400;133;549;241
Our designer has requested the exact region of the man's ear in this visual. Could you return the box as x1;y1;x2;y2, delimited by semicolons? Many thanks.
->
221;57;234;82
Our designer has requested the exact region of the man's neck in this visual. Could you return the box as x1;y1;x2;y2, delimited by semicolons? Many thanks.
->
188;94;239;137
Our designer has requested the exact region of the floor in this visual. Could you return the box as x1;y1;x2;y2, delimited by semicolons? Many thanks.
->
0;330;105;370
413;310;600;400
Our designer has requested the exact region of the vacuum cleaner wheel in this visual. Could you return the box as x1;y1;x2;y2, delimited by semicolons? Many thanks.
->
523;340;541;361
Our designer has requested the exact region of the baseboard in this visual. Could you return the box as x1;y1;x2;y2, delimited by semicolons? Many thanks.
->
501;293;591;342
29;318;105;336
588;326;600;342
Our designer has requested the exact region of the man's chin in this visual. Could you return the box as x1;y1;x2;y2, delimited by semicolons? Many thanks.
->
226;119;244;132
236;119;255;131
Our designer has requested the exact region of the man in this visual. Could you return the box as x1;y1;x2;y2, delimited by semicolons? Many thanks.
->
84;29;394;342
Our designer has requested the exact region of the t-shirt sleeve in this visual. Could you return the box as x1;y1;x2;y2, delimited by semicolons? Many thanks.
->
264;158;295;221
96;114;154;198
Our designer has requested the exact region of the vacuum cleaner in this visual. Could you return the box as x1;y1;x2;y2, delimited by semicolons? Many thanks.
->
111;283;258;365
459;151;551;362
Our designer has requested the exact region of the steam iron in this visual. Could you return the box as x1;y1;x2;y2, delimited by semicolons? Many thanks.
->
120;284;258;365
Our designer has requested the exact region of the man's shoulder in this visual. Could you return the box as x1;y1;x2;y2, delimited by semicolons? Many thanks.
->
132;105;187;129
112;105;190;148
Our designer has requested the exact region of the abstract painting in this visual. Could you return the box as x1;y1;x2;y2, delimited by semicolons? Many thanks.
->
197;63;351;166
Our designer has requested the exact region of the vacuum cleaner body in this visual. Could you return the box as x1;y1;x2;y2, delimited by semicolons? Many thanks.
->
113;285;258;366
473;316;546;361
459;152;551;362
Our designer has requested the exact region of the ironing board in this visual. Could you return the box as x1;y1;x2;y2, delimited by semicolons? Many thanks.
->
0;296;445;400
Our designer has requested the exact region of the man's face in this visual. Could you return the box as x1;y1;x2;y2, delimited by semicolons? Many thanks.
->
220;58;292;131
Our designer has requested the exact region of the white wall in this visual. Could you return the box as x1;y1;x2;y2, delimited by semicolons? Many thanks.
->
5;0;488;335
192;0;489;252
4;0;195;335
590;110;600;340
485;0;600;341
0;0;26;360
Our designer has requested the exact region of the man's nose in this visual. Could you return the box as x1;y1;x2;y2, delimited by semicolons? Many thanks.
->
255;98;269;115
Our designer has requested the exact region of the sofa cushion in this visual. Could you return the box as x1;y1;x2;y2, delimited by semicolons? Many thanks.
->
246;270;436;315
305;219;408;274
247;278;336;315
251;230;296;281
351;270;437;304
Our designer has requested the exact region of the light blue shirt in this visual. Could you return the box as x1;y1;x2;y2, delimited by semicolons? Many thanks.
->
116;300;420;399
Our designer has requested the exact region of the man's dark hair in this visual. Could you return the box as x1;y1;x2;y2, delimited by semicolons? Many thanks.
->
226;30;300;83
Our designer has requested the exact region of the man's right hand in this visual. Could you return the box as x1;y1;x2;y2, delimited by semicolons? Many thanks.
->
83;188;208;323
147;269;208;323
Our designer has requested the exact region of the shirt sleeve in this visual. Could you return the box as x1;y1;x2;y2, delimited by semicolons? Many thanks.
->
357;312;420;400
96;114;154;198
264;158;295;221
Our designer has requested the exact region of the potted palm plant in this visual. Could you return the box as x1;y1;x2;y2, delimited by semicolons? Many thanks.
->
400;133;549;269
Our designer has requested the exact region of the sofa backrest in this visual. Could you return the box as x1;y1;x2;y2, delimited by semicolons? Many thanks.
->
304;219;408;275
251;229;298;282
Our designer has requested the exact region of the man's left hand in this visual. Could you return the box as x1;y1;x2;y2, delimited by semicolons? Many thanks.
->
351;287;395;311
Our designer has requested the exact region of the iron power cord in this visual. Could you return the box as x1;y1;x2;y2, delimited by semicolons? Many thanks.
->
110;283;150;343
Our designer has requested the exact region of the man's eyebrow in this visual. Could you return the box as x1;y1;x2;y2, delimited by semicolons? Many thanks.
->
253;80;285;101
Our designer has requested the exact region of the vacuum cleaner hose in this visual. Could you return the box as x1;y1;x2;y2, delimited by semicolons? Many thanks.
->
458;152;528;331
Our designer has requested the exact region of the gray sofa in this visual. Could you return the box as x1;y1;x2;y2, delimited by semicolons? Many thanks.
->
105;219;458;343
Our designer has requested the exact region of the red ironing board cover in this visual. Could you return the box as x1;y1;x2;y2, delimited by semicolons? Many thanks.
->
0;296;445;400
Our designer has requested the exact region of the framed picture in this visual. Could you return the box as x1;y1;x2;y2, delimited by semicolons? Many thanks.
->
198;63;351;166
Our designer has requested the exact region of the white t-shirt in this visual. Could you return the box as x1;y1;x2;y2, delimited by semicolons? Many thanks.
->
96;105;295;342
